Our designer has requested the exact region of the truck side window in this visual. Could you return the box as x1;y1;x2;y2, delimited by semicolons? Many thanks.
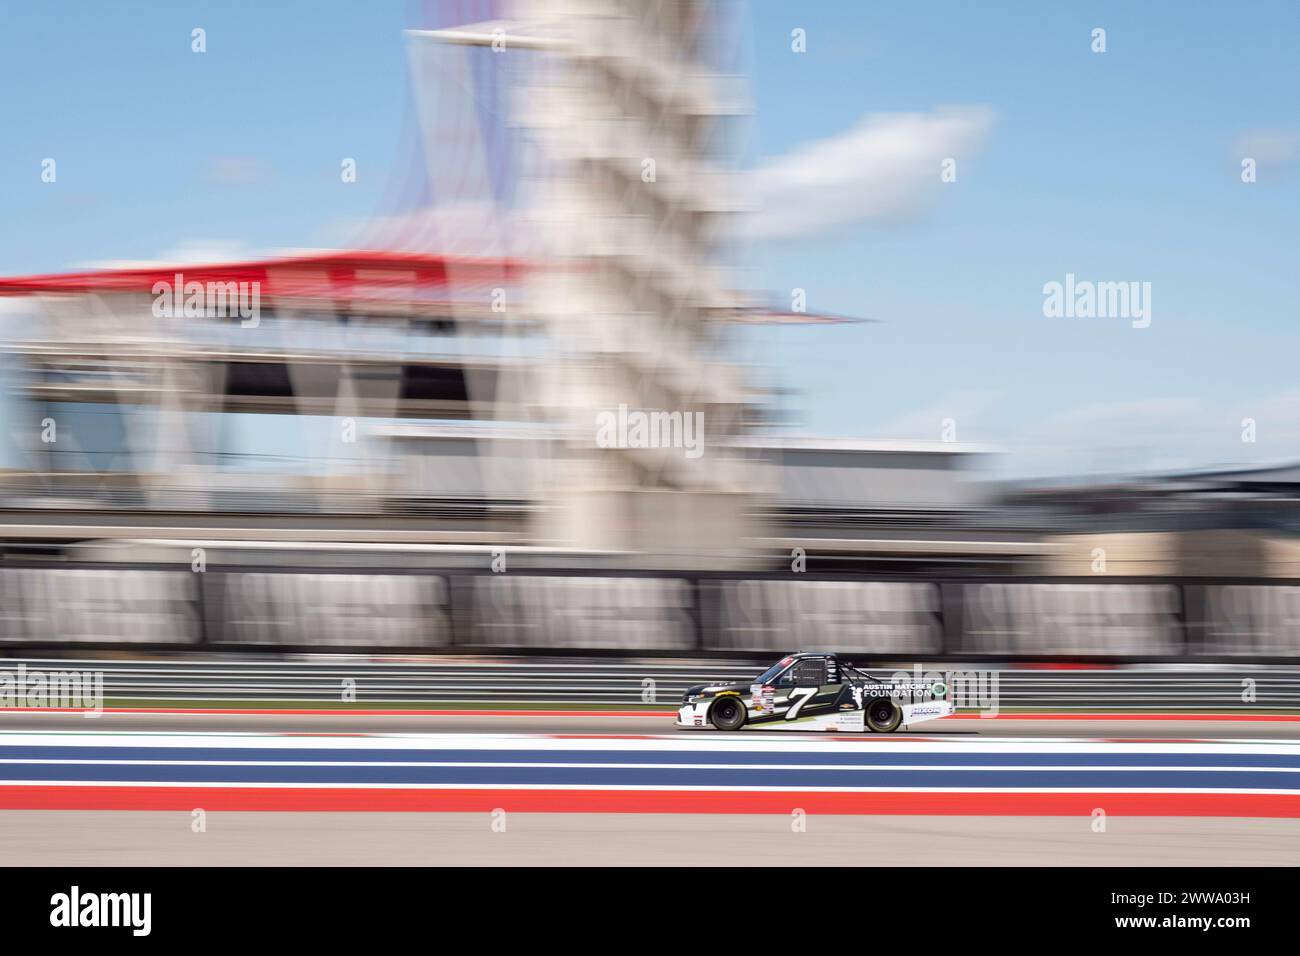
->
793;659;827;685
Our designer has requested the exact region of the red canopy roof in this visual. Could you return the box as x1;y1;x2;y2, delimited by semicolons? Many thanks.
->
0;250;527;306
0;249;851;323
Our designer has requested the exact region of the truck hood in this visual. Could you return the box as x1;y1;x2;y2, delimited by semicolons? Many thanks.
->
684;681;751;698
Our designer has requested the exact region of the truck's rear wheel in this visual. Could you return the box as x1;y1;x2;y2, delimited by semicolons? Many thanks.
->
865;698;902;733
709;696;746;731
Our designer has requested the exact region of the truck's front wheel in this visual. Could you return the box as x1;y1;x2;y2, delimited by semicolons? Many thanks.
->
709;696;746;731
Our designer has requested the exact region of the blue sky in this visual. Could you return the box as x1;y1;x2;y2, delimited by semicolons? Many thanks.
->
2;1;1298;477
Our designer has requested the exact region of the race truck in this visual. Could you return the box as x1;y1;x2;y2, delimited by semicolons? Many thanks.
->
675;652;954;733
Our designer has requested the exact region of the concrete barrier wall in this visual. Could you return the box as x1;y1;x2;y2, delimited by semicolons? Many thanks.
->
2;565;1300;660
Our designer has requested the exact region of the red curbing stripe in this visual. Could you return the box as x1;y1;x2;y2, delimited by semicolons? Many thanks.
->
1;787;1299;816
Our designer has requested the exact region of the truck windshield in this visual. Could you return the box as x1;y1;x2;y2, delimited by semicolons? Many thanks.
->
754;656;795;685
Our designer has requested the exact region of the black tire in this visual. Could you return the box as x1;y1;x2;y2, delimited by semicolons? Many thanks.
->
709;696;746;731
865;698;902;733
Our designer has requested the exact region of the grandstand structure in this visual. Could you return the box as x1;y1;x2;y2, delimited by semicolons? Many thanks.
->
0;245;1020;569
0;1;1030;573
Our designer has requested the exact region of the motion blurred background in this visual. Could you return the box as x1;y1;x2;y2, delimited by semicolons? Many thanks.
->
0;1;1298;670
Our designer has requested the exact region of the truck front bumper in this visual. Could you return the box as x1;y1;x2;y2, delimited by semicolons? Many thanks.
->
674;700;711;729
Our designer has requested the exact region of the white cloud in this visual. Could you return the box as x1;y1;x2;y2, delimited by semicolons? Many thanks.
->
747;106;995;240
1231;128;1300;175
74;239;261;271
152;239;260;264
199;156;275;187
328;109;997;251
1003;389;1300;479
851;387;1300;480
870;388;1005;444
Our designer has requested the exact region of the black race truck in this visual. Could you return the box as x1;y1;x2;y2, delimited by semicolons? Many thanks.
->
675;651;954;733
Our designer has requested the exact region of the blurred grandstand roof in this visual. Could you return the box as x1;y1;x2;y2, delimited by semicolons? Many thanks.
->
0;250;852;324
0;250;524;312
